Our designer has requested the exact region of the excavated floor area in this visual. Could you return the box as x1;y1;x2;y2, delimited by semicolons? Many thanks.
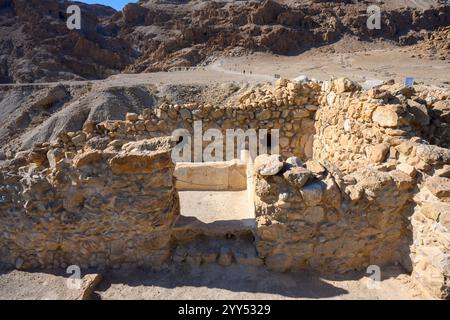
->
178;190;254;226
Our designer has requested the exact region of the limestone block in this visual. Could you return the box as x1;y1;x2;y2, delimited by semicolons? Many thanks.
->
372;106;399;127
332;77;360;93
256;109;272;121
412;262;449;299
174;160;246;191
426;177;450;201
327;92;336;106
292;109;309;119
420;202;450;222
436;165;450;178
322;177;342;209
73;150;103;168
389;169;415;191
280;137;290;148
345;184;364;202
109;150;171;174
305;160;326;176
417;246;450;276
397;163;417;177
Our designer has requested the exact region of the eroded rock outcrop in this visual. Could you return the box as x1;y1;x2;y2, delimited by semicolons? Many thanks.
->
1;0;449;82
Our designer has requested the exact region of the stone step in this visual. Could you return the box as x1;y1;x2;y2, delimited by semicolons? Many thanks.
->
172;215;256;241
172;236;263;267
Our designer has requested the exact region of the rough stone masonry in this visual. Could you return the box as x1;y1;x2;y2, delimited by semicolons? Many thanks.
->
0;78;449;299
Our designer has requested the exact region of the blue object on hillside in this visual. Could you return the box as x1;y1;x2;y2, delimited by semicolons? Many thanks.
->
405;77;414;87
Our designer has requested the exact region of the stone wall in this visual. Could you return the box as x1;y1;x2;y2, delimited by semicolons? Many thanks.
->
310;78;450;298
0;77;449;299
252;154;414;273
411;177;450;299
0;136;178;269
69;79;319;161
313;79;450;173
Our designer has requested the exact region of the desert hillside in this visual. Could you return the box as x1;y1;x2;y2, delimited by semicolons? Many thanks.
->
0;0;449;83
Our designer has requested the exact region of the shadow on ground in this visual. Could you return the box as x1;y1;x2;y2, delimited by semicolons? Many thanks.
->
0;262;413;300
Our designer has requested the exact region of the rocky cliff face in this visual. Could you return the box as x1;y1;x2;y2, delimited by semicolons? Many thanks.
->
118;0;450;72
0;0;449;83
0;0;135;83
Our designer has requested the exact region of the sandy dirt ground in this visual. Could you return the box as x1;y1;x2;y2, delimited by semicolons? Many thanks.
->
1;38;448;90
215;40;450;88
0;264;427;300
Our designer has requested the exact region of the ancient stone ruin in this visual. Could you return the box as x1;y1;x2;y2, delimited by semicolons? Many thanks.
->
0;78;449;299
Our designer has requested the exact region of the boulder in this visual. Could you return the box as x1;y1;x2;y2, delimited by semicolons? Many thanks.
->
369;143;390;163
283;167;312;188
305;160;326;176
69;273;103;300
285;156;303;167
254;154;284;176
407;99;430;126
